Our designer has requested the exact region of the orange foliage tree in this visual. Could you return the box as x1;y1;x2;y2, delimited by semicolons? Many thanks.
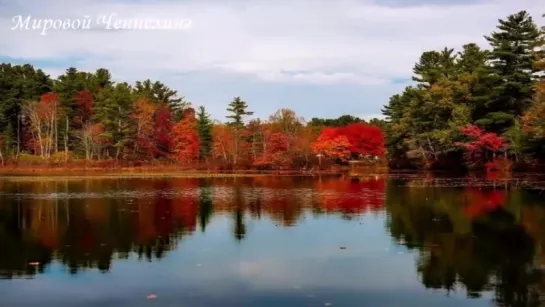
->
130;98;157;158
171;108;200;164
311;128;352;162
522;80;545;139
254;131;291;168
212;123;235;165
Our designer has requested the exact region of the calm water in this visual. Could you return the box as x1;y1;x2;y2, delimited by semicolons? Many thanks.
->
1;175;545;307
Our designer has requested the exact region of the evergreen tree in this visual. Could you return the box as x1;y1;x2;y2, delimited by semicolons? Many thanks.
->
0;64;53;154
226;96;253;126
412;48;457;86
456;44;495;122
535;14;545;75
93;83;134;159
457;43;489;74
133;79;187;120
479;11;541;132
226;97;253;164
196;106;213;160
54;67;97;153
308;115;363;127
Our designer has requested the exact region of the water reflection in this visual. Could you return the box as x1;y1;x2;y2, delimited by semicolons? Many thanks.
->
0;176;385;279
386;182;545;307
0;175;544;306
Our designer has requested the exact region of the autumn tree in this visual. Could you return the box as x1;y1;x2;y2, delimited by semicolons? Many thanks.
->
154;106;173;158
79;123;108;160
254;132;291;169
23;93;61;158
171;108;199;164
522;80;545;160
455;125;506;167
268;108;303;150
246;119;266;161
212;123;235;165
73;90;94;127
311;128;351;163
337;123;386;158
294;125;320;168
130;98;157;158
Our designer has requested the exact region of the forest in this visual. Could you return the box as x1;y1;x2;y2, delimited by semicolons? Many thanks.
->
0;10;544;172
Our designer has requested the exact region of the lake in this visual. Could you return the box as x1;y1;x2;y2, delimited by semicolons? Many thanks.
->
1;174;545;307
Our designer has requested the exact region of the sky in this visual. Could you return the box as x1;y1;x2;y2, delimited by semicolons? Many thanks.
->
0;0;544;122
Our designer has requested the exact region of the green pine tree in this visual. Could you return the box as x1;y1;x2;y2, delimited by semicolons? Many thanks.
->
479;11;542;132
196;106;213;160
133;79;187;121
226;97;253;127
412;48;457;86
226;97;253;165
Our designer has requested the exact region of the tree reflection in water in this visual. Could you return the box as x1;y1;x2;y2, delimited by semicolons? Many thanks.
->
1;175;545;306
386;180;545;307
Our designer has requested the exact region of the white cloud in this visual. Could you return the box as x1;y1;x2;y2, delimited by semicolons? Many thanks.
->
0;0;543;118
1;0;544;82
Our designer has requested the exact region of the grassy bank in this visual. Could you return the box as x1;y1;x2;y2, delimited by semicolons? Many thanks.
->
0;164;391;181
0;166;347;180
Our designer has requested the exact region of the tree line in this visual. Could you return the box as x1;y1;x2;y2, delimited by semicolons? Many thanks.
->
0;65;386;169
382;10;545;170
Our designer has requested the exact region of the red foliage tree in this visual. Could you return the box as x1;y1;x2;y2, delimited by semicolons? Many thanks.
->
456;125;506;168
74;90;94;125
154;107;173;158
337;123;386;157
171;108;200;164
312;123;386;162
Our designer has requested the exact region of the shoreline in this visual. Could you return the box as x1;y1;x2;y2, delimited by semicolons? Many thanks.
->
0;165;392;181
0;167;344;179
